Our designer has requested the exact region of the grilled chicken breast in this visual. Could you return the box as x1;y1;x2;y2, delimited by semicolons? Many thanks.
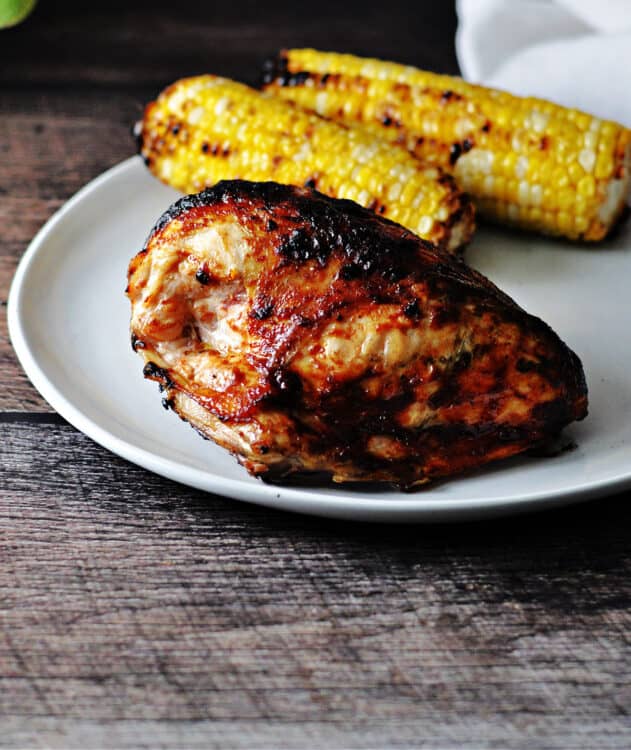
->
127;180;587;488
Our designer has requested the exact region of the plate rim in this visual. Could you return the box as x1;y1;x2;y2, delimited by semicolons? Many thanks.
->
8;156;631;522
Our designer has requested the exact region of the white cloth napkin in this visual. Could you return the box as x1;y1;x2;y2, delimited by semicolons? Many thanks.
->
456;0;631;127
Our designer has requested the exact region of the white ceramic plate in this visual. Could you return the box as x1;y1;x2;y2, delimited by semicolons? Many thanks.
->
8;156;631;521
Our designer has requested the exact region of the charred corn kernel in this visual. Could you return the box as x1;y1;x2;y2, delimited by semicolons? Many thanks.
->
139;75;475;253
264;49;631;241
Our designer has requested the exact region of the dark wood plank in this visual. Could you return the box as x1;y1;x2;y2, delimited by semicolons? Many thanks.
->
0;91;150;410
2;423;631;748
0;91;146;261
0;1;459;89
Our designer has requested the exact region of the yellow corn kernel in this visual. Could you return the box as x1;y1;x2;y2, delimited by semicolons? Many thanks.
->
595;154;615;179
557;189;575;211
558;211;572;233
575;215;589;234
493;175;507;201
577;175;596;198
553;167;570;190
567;162;584;184
574;196;588;217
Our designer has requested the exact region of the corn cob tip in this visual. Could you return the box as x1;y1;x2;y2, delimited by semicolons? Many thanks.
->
265;48;631;243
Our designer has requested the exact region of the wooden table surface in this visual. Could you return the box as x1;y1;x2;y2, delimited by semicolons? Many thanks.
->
2;2;630;748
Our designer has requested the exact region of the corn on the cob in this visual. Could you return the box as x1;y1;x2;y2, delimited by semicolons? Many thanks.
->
137;75;475;253
263;49;631;242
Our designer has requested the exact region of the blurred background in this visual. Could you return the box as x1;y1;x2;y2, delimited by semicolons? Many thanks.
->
1;0;459;88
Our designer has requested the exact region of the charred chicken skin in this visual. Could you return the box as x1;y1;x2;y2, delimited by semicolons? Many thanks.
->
127;180;587;488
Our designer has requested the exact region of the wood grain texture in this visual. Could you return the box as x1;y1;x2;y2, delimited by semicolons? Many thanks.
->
0;90;149;410
0;1;460;89
1;1;630;747
2;424;631;748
